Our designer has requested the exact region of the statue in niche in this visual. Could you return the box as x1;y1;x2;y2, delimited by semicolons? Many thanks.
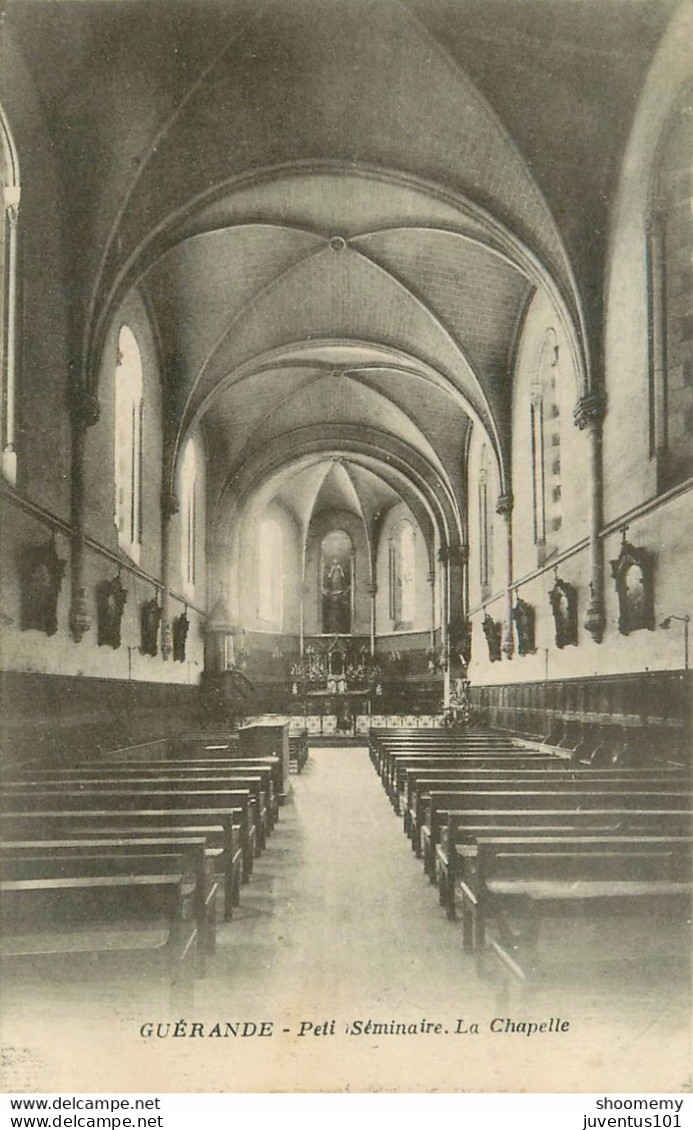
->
321;530;353;634
140;596;162;656
482;613;502;662
173;609;190;662
513;597;537;656
549;576;578;648
96;574;127;648
19;539;66;637
610;536;654;635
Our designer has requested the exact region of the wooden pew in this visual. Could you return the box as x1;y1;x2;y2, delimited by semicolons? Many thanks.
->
402;763;687;821
373;737;530;783
5;770;272;850
411;771;691;861
1;873;198;1010
417;785;691;877
434;809;693;918
455;834;693;979
1;836;220;969
0;808;241;919
369;731;522;776
382;751;560;806
398;758;576;823
0;786;257;881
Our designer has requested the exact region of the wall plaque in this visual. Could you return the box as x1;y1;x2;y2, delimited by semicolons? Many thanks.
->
610;539;654;635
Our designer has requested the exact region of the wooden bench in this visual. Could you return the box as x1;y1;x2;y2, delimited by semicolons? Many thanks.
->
399;758;578;824
373;738;529;783
0;785;257;880
456;834;693;981
417;785;691;877
5;770;272;851
411;771;690;862
377;745;554;800
1;836;220;971
434;809;693;918
1;873;198;1010
0;807;242;919
369;732;525;775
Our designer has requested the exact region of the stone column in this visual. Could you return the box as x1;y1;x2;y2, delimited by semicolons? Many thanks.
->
460;542;470;620
574;394;605;643
367;582;377;656
427;567;436;649
647;212;667;480
448;543;465;628
160;490;179;660
2;186;20;486
68;388;100;641
438;546;450;706
496;493;514;659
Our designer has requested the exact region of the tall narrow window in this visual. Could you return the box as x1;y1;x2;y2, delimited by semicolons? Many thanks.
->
114;325;143;560
180;439;198;590
1;106;20;487
530;329;561;563
478;445;493;599
649;90;693;489
258;517;283;625
389;518;416;629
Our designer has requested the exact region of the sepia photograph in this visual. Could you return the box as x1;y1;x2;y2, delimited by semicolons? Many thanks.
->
0;0;691;1097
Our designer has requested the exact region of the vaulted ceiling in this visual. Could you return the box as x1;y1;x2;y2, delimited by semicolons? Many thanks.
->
2;0;679;546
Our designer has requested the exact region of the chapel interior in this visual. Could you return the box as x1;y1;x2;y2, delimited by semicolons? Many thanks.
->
0;0;691;1095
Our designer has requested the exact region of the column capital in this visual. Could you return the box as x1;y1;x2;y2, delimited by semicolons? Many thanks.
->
496;492;514;516
574;393;605;431
366;582;378;596
69;387;100;430
438;545;450;565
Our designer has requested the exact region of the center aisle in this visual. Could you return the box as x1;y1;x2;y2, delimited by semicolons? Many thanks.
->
203;745;484;1020
181;746;689;1093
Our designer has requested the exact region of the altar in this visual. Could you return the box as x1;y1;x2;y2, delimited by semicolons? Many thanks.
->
288;635;381;735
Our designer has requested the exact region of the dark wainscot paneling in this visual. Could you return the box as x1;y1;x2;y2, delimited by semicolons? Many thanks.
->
0;671;200;767
469;670;691;767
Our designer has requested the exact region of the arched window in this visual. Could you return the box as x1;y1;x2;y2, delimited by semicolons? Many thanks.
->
530;329;561;563
1;106;20;487
180;438;198;591
478;445;493;599
648;89;693;490
114;325;143;559
389;518;416;630
258;517;283;626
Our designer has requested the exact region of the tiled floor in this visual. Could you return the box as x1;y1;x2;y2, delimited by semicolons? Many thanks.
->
2;747;691;1092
